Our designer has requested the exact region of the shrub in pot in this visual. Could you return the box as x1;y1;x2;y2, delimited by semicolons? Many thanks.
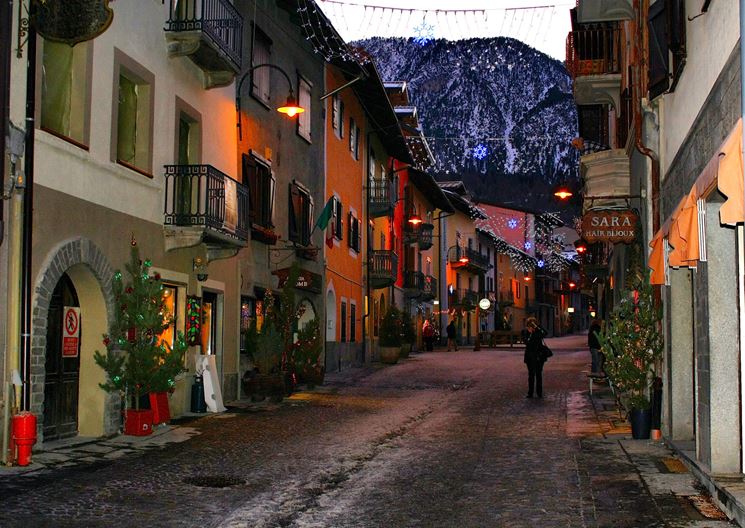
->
399;310;416;358
293;317;324;387
379;306;402;364
599;272;663;439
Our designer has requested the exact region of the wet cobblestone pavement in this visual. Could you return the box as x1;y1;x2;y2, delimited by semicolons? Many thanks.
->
0;336;736;527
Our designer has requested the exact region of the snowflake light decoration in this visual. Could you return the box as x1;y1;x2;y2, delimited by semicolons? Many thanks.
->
507;218;518;230
524;241;532;250
412;20;435;46
473;143;488;160
537;259;545;268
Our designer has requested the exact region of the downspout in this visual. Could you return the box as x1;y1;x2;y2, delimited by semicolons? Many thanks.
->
739;0;745;473
20;25;35;411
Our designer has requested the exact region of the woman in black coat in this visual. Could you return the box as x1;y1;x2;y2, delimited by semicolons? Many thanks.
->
524;317;547;398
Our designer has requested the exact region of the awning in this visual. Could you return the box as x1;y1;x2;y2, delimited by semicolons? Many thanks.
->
718;119;744;226
648;118;742;281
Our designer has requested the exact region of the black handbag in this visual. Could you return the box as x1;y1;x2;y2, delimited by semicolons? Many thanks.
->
540;340;553;360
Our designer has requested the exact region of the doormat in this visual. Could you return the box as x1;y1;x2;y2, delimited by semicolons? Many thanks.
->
686;495;729;520
660;457;688;473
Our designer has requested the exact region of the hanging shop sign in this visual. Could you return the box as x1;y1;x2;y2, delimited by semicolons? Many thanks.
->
478;298;491;311
62;307;80;357
32;0;114;45
581;210;638;244
273;268;322;293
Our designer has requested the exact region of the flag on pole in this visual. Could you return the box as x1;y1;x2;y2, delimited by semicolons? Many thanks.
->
314;197;335;249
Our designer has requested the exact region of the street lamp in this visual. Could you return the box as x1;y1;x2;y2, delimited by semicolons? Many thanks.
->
554;186;573;200
236;63;305;138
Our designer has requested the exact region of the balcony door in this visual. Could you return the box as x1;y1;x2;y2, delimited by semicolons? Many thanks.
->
176;111;199;216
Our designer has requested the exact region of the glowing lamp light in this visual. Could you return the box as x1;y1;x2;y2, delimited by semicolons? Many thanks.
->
590;310;596;318
567;307;575;313
554;187;573;200
277;96;305;117
408;213;423;225
569;282;576;288
524;276;531;282
459;256;470;264
574;239;588;254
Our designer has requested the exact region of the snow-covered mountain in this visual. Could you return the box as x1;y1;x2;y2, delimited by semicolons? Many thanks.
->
356;37;580;211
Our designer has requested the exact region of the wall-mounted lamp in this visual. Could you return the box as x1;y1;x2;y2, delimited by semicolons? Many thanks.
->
236;63;305;139
554;185;573;200
408;212;423;225
574;239;588;254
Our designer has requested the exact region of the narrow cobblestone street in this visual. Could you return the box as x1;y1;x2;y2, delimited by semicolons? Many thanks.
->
0;336;733;527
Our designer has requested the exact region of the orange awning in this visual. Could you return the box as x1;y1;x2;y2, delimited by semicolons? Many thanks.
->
649;233;666;285
718;119;744;226
668;191;699;267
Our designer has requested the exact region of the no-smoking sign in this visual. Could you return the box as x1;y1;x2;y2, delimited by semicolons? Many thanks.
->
62;307;80;358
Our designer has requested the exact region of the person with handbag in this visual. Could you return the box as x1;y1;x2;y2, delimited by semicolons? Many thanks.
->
524;317;549;398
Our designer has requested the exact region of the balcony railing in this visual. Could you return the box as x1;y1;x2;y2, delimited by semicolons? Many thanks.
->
165;0;243;88
369;179;394;218
403;270;424;297
418;223;434;250
369;250;398;289
565;27;621;80
449;289;478;307
164;164;249;244
466;248;490;271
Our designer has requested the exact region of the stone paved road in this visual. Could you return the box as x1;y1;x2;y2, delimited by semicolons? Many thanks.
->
0;336;735;527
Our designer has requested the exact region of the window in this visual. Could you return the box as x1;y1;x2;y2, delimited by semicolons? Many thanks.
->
243;152;275;231
116;67;153;174
297;76;312;142
333;197;343;240
289;181;313;246
340;301;347;342
331;94;344;138
348;212;361;252
157;284;178;348
40;39;89;146
349;118;360;160
251;27;272;105
350;303;356;342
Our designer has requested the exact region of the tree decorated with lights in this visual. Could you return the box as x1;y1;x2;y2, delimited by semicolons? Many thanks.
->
94;239;187;410
598;271;663;411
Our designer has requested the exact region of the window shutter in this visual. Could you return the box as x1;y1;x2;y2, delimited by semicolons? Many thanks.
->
349;118;355;152
339;101;345;138
305;193;313;246
331;95;339;131
268;171;276;228
289;184;301;241
648;0;669;99
667;0;686;86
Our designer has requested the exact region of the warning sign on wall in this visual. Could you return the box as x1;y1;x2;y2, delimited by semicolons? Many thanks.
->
62;307;80;358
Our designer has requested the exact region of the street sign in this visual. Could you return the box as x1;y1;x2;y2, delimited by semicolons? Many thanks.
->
62;307;80;358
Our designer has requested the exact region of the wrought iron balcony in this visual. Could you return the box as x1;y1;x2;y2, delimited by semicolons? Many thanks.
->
163;164;249;252
369;250;398;289
566;27;622;110
368;179;394;218
403;270;424;297
418;223;434;250
165;0;243;88
449;289;478;308
450;246;489;273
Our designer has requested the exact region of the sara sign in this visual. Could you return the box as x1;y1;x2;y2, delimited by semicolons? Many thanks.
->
62;307;80;358
581;210;638;244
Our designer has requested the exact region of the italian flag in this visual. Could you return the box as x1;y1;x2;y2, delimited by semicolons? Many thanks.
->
315;197;335;248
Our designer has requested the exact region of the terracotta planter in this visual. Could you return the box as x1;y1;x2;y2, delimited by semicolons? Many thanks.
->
124;409;153;436
380;346;400;364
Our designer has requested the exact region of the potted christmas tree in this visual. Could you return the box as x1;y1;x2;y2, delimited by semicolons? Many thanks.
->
293;317;324;387
379;306;402;364
399;309;416;358
94;240;187;436
599;272;663;439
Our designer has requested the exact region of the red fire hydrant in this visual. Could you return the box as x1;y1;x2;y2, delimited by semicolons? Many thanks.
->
12;412;37;466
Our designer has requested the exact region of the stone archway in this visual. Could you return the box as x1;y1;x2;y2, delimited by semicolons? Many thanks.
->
31;238;117;442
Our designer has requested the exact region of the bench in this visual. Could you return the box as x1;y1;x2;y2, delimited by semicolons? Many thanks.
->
490;330;522;348
584;370;608;396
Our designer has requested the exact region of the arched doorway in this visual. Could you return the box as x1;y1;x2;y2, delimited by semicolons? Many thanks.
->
43;273;80;440
325;289;336;341
298;299;316;331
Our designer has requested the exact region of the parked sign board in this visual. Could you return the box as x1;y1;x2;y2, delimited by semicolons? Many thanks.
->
581;210;638;244
62;307;80;357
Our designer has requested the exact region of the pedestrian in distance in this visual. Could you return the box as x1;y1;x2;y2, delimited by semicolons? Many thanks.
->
446;319;458;351
588;320;604;375
423;319;435;351
524;317;548;398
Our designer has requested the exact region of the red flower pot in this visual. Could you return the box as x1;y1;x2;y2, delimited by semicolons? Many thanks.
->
124;409;153;436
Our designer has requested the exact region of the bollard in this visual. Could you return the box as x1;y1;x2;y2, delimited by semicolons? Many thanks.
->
11;412;37;466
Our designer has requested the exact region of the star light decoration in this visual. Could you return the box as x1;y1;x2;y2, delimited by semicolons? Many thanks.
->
413;20;435;46
473;143;488;160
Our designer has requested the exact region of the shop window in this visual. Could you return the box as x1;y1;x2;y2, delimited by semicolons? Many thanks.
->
158;284;178;348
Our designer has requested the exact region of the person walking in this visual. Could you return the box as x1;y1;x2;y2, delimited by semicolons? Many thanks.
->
524;317;547;398
423;319;435;351
446;319;458;351
588;320;604;374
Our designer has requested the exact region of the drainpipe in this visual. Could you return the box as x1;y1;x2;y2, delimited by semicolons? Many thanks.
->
739;0;745;473
19;25;35;411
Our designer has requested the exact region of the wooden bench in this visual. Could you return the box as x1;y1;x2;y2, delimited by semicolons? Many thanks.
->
491;330;522;348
